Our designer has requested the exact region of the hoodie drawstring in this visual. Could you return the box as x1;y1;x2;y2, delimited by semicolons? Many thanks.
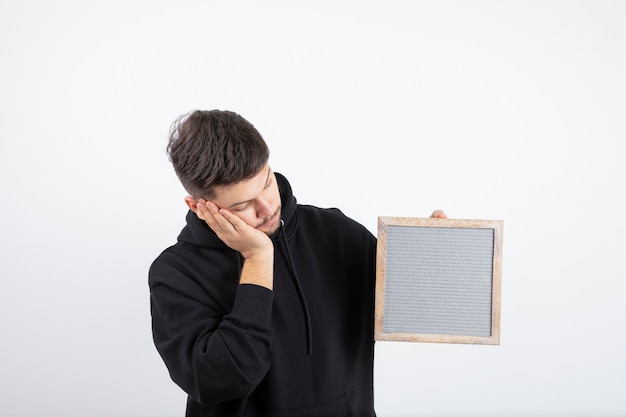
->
279;220;313;356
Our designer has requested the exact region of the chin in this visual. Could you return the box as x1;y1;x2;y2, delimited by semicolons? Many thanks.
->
258;209;281;235
260;221;280;235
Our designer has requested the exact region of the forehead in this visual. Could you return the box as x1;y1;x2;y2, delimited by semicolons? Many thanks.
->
211;165;271;206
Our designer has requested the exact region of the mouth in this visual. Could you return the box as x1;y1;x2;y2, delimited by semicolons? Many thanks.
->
258;208;281;230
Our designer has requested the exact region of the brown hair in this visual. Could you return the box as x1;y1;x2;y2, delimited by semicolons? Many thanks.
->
167;110;270;198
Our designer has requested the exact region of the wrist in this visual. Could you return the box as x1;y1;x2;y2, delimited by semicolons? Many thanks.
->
240;250;274;290
242;246;274;262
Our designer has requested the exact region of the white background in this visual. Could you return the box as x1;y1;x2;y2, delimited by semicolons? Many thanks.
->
1;1;625;416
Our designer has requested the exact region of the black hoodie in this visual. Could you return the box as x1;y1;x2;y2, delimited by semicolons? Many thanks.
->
149;173;377;417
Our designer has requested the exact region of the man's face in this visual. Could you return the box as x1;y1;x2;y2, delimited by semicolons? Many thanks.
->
209;164;282;235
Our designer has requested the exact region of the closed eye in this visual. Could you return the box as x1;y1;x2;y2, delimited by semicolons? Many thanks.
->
231;203;249;212
226;167;273;211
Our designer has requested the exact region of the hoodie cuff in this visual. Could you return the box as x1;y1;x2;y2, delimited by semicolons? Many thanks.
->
231;284;274;327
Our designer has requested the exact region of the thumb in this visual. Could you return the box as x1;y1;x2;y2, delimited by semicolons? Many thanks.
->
430;209;447;219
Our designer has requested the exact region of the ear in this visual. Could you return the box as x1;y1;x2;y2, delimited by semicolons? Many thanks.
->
184;196;199;213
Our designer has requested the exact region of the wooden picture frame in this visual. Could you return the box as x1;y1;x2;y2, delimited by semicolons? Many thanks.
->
375;216;503;345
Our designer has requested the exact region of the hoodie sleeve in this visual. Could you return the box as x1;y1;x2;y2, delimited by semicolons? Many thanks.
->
149;253;274;406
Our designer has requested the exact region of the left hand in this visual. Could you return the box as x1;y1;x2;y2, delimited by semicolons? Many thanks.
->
430;210;447;218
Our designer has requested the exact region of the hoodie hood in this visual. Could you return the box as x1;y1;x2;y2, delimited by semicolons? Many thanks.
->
177;172;298;248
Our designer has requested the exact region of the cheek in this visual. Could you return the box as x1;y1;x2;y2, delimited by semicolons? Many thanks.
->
269;183;281;208
237;211;258;226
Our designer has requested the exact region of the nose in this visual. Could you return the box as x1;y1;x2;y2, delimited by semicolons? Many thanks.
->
255;197;274;218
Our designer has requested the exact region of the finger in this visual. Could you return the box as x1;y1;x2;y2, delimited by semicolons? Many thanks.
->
217;208;248;232
197;199;218;225
430;209;447;218
196;200;230;233
207;203;249;237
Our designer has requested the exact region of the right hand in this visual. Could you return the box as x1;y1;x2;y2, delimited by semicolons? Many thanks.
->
196;199;273;261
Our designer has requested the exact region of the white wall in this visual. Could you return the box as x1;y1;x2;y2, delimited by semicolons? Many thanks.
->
1;1;624;416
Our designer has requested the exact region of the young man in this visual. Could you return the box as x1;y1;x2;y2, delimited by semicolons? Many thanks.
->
149;110;445;417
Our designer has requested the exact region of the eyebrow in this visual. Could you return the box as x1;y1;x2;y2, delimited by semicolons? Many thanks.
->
227;167;272;209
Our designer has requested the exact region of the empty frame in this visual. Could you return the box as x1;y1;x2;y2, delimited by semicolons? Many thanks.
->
375;217;503;345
